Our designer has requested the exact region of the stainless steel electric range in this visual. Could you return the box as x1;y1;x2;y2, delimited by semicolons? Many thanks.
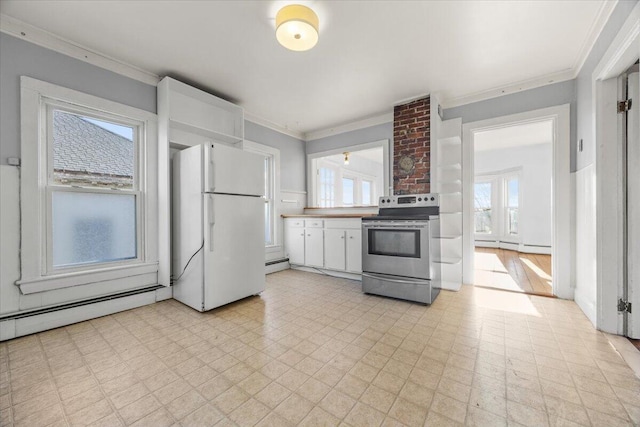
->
361;193;441;304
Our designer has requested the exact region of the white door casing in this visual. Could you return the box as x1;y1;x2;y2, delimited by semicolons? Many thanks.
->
462;104;572;299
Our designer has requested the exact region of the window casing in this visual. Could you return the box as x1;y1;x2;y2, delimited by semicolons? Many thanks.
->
474;170;521;243
243;141;280;248
19;77;158;294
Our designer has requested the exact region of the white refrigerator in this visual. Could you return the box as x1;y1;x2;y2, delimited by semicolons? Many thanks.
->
172;142;265;312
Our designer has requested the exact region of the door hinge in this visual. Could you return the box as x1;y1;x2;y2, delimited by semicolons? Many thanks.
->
618;298;632;313
617;99;632;113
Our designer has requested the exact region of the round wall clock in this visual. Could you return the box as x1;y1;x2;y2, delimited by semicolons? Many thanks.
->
399;156;415;173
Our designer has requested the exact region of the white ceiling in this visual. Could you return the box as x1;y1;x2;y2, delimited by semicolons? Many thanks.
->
474;120;553;152
0;1;612;137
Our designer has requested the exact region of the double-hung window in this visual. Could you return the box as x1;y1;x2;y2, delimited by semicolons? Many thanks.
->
243;141;280;248
19;77;158;294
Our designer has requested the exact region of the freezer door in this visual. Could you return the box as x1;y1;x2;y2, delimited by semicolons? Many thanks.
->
204;143;264;196
203;193;265;310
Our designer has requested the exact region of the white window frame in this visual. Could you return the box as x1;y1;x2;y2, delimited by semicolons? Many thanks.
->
317;164;337;207
474;168;522;244
307;140;390;208
18;77;158;294
243;140;280;249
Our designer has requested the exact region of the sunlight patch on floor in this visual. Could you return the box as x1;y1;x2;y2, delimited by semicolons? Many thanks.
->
472;286;541;316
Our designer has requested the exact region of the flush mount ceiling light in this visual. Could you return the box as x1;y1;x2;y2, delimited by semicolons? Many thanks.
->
276;4;319;51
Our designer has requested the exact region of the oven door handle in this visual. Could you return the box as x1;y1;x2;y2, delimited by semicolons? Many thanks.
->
362;273;429;285
362;223;429;229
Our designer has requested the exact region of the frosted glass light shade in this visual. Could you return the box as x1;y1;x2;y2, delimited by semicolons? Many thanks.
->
276;4;319;51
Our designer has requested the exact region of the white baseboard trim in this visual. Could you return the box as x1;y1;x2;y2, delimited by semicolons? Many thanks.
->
474;241;552;255
291;266;362;281
266;261;290;274
0;288;167;341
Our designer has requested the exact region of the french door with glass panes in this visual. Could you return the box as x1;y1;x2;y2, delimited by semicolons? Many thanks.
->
474;172;520;244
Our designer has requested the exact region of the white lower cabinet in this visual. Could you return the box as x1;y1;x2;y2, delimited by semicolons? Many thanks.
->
285;223;305;265
304;228;324;267
284;218;363;275
324;229;346;270
346;229;362;273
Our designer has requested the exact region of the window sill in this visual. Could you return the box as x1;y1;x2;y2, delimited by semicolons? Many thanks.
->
17;262;159;294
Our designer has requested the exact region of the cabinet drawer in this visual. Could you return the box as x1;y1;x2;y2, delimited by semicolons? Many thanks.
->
305;220;324;228
286;219;304;228
324;219;361;229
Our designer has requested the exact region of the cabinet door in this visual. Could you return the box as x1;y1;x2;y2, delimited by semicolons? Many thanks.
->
305;228;324;267
285;225;305;265
346;229;362;273
324;229;346;271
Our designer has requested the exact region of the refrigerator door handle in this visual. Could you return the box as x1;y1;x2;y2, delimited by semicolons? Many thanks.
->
208;195;215;251
204;144;215;193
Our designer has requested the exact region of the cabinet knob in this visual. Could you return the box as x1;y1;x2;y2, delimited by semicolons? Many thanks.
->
349;236;354;239
300;233;304;236
341;235;345;239
307;234;311;236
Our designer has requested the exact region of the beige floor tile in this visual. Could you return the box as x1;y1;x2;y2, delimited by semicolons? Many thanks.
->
299;406;340;427
507;400;549;427
344;402;386;427
166;389;206;420
68;399;114;426
180;403;224;426
274;394;314;424
4;271;640;427
130;408;174;427
387;397;427;427
319;389;356;419
469;387;506;417
118;394;162;425
424;410;464;426
466;406;508;427
87;412;125;427
359;384;396;413
297;377;331;403
430;392;467;424
254;382;292;409
212;385;251;415
543;395;590;426
228;398;270;426
198;375;233;400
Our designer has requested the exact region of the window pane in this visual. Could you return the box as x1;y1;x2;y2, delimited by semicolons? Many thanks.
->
508;208;519;235
508;178;519;207
474;182;492;233
362;181;371;205
52;110;135;189
343;178;354;205
52;191;136;268
264;202;272;245
319;168;335;207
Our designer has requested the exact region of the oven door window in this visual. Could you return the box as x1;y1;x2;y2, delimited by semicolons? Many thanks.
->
368;229;421;258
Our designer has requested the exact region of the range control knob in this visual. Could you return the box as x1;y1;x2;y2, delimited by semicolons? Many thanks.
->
430;197;435;201
418;198;422;201
381;199;385;203
387;199;391;203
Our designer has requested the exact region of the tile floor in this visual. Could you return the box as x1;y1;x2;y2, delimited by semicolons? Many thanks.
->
1;269;640;427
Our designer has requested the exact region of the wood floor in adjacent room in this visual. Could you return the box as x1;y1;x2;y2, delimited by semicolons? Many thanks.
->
474;247;553;296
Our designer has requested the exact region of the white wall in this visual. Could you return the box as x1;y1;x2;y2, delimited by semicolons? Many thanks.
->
474;143;553;247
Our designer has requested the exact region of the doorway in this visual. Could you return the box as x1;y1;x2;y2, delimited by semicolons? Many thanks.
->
462;105;572;299
472;121;553;296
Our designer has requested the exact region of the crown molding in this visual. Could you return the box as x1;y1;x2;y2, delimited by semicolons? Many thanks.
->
392;93;431;107
305;112;393;142
243;112;306;140
572;0;618;76
0;14;160;86
441;68;575;109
